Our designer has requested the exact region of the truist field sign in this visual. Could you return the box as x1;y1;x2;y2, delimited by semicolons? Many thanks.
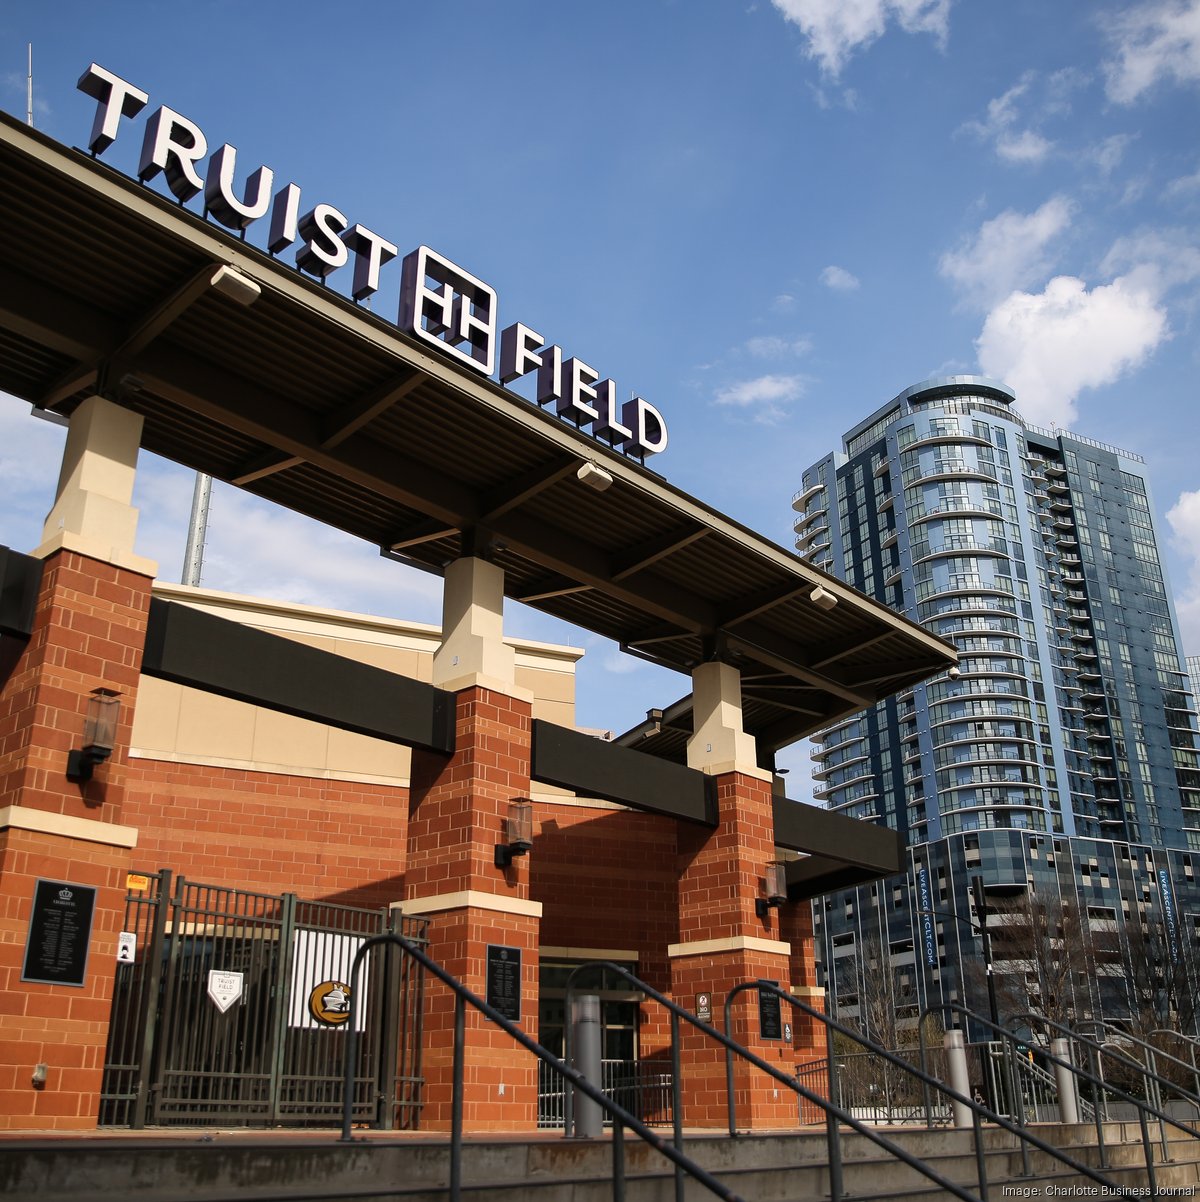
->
78;64;668;459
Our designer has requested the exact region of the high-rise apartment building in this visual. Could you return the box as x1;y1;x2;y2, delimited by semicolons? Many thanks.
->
795;376;1200;1033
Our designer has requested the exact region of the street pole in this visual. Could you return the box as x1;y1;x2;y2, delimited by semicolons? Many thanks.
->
972;874;1000;1032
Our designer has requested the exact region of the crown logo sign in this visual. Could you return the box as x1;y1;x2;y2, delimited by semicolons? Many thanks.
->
58;888;73;902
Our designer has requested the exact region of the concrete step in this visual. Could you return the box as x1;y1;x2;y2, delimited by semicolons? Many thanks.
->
3;1122;1197;1202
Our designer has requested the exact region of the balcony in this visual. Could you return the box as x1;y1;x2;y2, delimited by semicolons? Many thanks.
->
792;482;825;510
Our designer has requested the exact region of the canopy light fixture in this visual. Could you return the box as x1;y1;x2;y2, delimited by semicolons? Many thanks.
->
577;462;613;492
809;585;838;611
495;798;534;868
210;264;261;306
755;861;789;919
66;688;120;782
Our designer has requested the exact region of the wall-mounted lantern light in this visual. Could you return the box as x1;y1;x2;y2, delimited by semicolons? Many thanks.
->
66;688;120;782
755;861;789;919
494;799;534;868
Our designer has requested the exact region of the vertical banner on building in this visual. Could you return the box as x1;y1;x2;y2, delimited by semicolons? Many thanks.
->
289;929;367;1029
1158;868;1180;965
916;866;937;968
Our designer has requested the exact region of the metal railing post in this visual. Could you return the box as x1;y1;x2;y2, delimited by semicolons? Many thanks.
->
972;1107;989;1202
1137;1105;1158;1200
1003;1042;1031;1177
825;1108;844;1202
1087;1042;1110;1169
671;1011;684;1202
725;994;738;1136
131;867;171;1130
450;994;465;1202
612;1120;626;1202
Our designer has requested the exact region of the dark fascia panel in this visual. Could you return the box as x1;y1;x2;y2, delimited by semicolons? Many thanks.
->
142;598;455;754
531;719;717;825
772;795;903;877
0;546;43;638
784;855;899;901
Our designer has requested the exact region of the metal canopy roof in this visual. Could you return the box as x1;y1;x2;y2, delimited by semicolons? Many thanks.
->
0;113;956;756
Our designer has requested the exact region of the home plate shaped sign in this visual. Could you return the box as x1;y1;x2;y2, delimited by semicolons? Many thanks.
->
207;969;244;1014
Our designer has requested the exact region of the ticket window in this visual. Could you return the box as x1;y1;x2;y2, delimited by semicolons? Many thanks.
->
538;958;639;1062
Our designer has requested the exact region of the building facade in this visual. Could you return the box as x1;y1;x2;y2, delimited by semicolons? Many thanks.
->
794;377;1200;1035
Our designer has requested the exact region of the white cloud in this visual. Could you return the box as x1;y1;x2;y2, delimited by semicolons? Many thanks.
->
1100;227;1200;289
772;293;797;310
1102;0;1200;104
819;264;860;291
770;0;951;76
714;373;806;423
745;334;813;357
1167;490;1200;652
995;129;1053;164
962;72;1057;164
939;197;1075;310
0;401;67;548
975;274;1169;427
1166;163;1200;198
197;482;443;621
1088;133;1135;176
600;647;642;675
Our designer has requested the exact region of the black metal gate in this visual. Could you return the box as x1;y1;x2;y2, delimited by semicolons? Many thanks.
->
99;870;427;1129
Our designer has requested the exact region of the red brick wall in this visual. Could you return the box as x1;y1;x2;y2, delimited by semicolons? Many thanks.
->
0;829;131;1130
0;549;148;1128
120;758;409;909
406;686;533;899
677;772;780;943
404;687;539;1130
0;551;150;823
531;803;678;1056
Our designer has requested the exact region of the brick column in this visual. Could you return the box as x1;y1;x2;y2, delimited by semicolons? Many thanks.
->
0;395;155;1129
670;660;797;1130
401;555;540;1131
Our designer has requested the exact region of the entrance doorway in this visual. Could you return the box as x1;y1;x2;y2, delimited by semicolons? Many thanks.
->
536;957;672;1128
99;871;428;1129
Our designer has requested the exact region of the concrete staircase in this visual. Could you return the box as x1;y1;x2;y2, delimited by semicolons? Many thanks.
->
3;1121;1199;1201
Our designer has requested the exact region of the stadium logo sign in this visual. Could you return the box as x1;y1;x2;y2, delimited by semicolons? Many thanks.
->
77;64;668;459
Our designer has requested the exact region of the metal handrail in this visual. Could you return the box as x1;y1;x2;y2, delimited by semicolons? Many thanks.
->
1010;1011;1200;1169
572;966;1154;1202
1002;1007;1200;1193
728;984;1147;1202
1150;1029;1200;1100
1076;1019;1200;1112
1008;1009;1200;1143
341;937;745;1202
562;962;985;1202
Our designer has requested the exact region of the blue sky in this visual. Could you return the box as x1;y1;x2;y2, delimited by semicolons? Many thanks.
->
1;1;1198;781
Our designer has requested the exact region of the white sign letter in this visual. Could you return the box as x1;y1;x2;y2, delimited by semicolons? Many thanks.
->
499;323;544;384
558;358;599;426
77;63;148;155
343;225;398;300
623;397;669;457
296;203;350;278
138;106;209;202
205;144;274;231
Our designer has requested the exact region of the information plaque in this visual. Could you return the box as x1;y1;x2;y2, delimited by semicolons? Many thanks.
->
758;984;783;1041
21;878;97;987
486;944;522;1022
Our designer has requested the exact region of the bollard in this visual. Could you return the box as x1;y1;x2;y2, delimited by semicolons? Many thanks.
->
1051;1037;1079;1124
571;993;604;1138
944;1029;973;1128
